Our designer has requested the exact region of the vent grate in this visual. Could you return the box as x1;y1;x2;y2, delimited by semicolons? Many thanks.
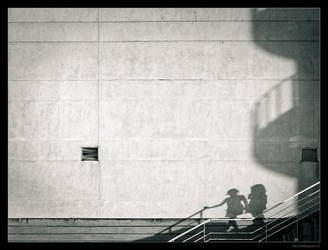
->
301;148;317;162
82;147;98;161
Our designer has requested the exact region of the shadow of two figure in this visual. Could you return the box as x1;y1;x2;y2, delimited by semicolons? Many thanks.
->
204;184;267;232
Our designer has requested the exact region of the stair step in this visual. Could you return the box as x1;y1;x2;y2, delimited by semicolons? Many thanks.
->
206;238;253;242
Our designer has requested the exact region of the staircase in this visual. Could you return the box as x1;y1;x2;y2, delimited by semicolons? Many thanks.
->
168;182;320;242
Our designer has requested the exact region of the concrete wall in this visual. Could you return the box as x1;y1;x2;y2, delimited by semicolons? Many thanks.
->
8;8;320;218
8;214;319;242
6;217;281;242
8;218;201;242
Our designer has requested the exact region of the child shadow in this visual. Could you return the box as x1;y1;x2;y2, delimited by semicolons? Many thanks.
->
204;188;248;232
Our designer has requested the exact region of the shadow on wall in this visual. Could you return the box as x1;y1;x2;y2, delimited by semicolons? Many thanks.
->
134;8;319;242
133;185;267;242
133;208;206;242
251;9;320;201
247;184;267;219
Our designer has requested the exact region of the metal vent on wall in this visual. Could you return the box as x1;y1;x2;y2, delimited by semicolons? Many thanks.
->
82;147;98;161
301;148;317;162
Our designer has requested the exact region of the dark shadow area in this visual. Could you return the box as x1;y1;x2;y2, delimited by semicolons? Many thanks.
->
247;184;267;222
132;223;201;242
133;208;206;242
251;9;320;210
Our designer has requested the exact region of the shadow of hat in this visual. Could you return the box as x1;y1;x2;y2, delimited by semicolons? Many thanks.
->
226;188;239;196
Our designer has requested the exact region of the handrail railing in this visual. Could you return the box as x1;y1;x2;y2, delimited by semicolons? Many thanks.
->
261;181;319;215
205;204;319;243
152;208;205;237
265;189;320;220
168;219;211;242
168;182;320;242
168;217;257;242
257;205;320;242
252;195;320;241
247;189;320;237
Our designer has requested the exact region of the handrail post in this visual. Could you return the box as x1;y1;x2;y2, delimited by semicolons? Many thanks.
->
203;223;205;243
265;219;267;242
296;214;299;242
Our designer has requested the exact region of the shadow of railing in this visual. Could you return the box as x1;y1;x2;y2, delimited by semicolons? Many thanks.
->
253;73;298;140
133;208;206;242
252;73;300;176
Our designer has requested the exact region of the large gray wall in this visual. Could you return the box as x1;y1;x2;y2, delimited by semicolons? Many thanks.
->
8;8;320;218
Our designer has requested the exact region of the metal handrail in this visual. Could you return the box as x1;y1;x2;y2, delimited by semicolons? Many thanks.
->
168;182;320;242
251;192;320;237
168;217;258;242
260;182;319;216
252;197;320;240
247;190;320;241
265;190;320;219
257;205;320;242
168;219;211;242
264;195;319;228
182;229;204;242
201;200;320;243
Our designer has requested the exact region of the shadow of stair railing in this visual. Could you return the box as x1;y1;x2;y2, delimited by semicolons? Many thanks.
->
132;208;207;242
168;182;320;243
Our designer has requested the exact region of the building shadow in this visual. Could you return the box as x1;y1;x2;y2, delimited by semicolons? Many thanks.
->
136;8;320;243
251;9;320;210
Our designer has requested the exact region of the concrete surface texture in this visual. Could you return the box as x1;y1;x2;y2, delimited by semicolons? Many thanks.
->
8;8;320;218
7;217;288;242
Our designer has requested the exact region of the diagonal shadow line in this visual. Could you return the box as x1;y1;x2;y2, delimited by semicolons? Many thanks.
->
151;208;206;237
